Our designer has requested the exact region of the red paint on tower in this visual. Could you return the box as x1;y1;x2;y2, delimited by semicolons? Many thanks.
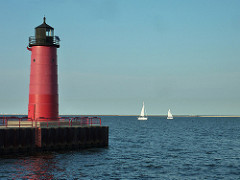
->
27;17;60;121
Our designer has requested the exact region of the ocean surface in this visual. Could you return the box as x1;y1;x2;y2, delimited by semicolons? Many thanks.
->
1;116;240;179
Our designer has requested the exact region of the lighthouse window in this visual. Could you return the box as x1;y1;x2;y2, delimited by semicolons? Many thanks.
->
50;29;53;36
46;29;53;37
33;59;35;62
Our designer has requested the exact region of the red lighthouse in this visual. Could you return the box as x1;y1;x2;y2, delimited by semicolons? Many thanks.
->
27;17;60;121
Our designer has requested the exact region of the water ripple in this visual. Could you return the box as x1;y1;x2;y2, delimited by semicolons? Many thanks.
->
1;116;240;179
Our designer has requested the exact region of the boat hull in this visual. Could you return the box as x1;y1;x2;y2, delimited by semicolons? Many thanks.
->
138;117;148;120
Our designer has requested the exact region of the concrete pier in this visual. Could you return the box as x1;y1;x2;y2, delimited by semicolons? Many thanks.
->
0;122;108;155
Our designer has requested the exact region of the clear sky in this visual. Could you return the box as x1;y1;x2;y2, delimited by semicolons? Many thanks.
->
0;0;240;115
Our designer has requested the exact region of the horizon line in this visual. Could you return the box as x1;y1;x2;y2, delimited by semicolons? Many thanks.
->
0;114;240;117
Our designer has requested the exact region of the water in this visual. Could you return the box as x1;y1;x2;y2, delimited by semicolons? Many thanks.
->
1;116;240;179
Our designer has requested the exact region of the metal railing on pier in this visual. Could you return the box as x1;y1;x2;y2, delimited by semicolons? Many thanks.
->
0;116;101;128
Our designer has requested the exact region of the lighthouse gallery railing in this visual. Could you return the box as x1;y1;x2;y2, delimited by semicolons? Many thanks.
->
29;36;60;47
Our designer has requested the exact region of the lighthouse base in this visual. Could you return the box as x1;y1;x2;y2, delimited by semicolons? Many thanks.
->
0;125;108;155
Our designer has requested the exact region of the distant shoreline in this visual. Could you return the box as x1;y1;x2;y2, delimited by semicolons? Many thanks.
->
93;115;240;117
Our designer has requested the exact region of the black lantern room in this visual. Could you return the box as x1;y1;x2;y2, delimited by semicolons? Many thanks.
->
29;17;60;48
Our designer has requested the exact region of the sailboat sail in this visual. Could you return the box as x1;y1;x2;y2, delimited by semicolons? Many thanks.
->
167;109;173;119
138;102;148;120
140;103;145;116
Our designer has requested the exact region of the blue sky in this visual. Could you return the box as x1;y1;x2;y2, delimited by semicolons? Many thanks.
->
0;0;240;115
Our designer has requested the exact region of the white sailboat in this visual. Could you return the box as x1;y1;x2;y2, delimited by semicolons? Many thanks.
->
138;102;148;120
167;109;173;119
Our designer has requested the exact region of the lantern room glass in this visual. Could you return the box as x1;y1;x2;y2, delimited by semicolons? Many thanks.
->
46;29;54;37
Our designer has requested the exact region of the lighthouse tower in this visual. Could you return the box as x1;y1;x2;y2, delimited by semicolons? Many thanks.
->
27;17;60;121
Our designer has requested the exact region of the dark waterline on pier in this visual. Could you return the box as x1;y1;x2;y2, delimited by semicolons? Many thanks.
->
1;116;240;179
